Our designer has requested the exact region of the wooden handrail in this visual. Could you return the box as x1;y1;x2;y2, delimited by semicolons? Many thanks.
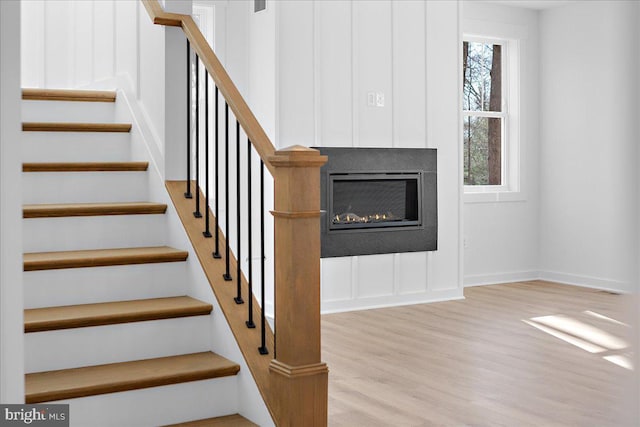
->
141;0;277;175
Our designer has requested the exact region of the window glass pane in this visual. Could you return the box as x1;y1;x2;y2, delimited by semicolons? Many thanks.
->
463;116;502;185
463;41;502;112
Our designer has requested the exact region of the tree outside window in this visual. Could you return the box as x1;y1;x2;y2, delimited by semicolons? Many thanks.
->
463;40;505;186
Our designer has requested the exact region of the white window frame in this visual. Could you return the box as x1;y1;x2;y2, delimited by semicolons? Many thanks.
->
462;27;521;203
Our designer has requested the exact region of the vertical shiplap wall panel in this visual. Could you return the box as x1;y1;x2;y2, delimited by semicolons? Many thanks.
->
276;0;316;148
115;0;138;85
21;0;141;89
317;1;353;147
393;0;427;148
248;0;462;311
425;0;462;291
93;1;115;82
73;1;93;87
321;258;353;303
21;1;46;88
358;254;394;298
399;252;428;294
354;0;392;148
44;1;73;88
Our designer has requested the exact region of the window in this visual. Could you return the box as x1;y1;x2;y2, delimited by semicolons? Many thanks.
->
462;35;520;196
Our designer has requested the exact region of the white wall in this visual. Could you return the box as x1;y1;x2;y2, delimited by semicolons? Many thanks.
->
0;0;25;403
462;2;540;287
21;0;116;89
539;1;639;293
20;0;191;180
270;0;463;312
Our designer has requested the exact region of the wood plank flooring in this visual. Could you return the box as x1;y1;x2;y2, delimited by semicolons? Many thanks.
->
322;281;636;426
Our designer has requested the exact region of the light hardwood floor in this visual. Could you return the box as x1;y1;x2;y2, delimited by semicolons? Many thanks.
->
322;281;637;426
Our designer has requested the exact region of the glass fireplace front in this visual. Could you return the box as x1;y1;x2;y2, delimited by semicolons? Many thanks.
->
329;173;421;231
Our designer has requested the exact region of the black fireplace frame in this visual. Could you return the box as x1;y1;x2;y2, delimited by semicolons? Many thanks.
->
315;147;438;258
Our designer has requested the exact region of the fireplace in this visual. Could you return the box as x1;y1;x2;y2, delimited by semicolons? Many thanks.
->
329;173;421;230
315;147;437;258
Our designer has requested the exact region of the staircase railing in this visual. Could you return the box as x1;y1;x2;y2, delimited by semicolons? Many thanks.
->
141;1;328;426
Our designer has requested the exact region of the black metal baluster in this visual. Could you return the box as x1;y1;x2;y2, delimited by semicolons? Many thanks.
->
213;86;222;258
223;102;232;281
246;140;255;328
258;160;268;355
193;56;202;218
185;39;192;199
203;73;211;236
234;120;244;305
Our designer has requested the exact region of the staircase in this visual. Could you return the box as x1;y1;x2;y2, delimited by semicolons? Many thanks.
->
21;89;257;426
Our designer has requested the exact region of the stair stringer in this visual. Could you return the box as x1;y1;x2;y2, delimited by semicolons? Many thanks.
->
102;76;274;427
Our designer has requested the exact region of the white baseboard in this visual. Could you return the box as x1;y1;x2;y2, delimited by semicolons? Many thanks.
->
464;270;632;294
539;270;632;294
464;270;540;287
321;288;464;315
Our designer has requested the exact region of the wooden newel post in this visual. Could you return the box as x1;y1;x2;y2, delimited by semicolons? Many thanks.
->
268;145;329;426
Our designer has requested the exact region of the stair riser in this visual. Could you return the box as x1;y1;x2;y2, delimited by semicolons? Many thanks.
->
23;215;168;252
22;100;116;123
49;377;238;427
23;172;149;204
26;316;212;373
23;133;131;163
24;263;188;309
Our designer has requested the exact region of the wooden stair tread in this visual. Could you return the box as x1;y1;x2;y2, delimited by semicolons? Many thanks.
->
23;202;167;218
24;246;188;271
23;162;148;172
164;414;258;427
25;296;212;333
22;88;117;102
25;352;240;404
22;122;131;132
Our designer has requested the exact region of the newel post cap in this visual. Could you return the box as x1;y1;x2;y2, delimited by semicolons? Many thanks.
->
269;145;328;168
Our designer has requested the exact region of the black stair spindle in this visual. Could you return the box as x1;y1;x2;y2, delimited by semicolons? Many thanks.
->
234;120;244;305
184;39;192;199
223;102;232;281
258;160;268;355
212;86;221;258
193;55;202;218
203;73;212;237
246;140;255;328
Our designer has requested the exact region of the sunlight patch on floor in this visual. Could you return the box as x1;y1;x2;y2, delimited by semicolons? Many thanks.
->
522;319;606;353
531;315;627;350
583;310;629;327
523;313;634;370
603;354;634;370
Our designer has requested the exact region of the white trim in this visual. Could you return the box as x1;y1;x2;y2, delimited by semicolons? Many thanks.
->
0;0;25;403
351;0;359;148
462;26;521;199
321;289;465;315
457;0;465;292
465;270;630;294
539;271;631;295
464;271;539;287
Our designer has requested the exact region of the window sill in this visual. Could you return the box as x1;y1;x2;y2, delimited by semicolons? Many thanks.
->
463;189;526;204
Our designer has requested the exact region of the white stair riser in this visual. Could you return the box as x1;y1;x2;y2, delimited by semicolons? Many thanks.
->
23;215;168;252
22;100;116;123
25;316;213;373
23;172;150;204
24;263;188;309
22;133;131;163
51;377;238;427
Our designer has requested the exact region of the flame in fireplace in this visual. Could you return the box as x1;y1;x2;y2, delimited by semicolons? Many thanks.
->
333;211;397;225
